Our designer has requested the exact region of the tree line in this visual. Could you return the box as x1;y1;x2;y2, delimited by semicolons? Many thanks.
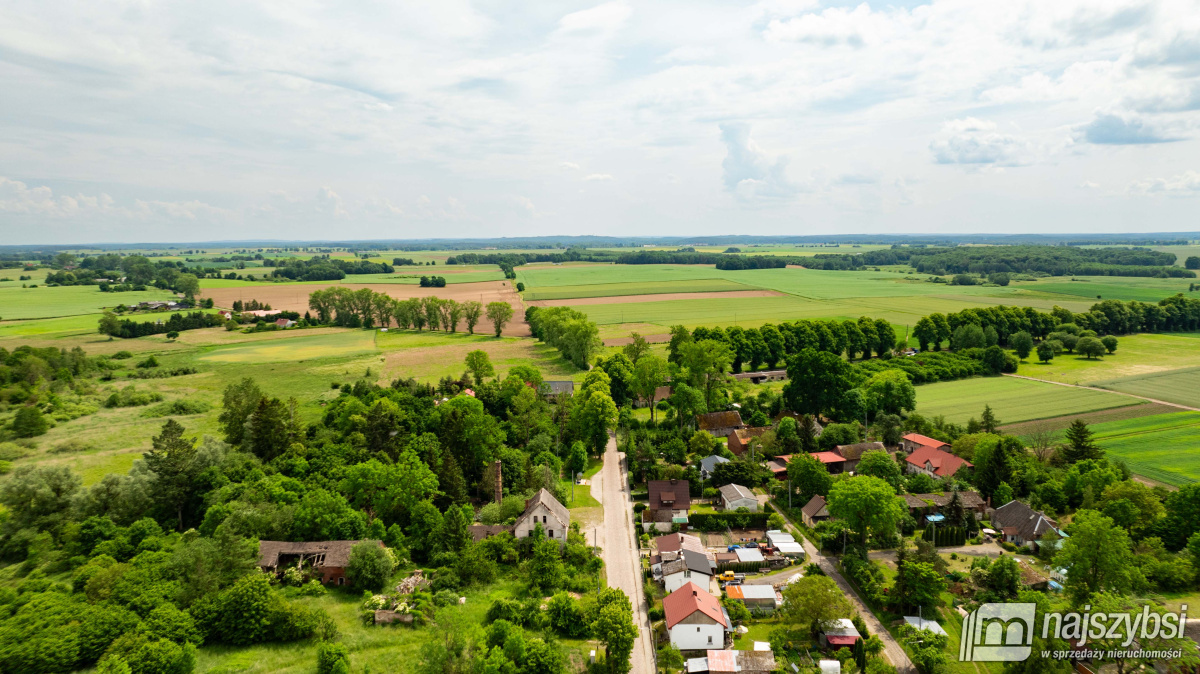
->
525;306;602;368
307;288;514;336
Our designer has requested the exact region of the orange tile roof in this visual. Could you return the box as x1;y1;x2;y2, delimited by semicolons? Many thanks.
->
663;582;727;629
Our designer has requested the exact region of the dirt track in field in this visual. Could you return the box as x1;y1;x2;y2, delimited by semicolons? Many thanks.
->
204;280;530;336
528;289;783;307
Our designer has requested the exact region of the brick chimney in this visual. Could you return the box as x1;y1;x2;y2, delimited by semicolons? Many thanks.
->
493;460;503;504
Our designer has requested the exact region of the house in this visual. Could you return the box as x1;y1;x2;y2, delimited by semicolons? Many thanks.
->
274;318;296;328
833;442;886;472
699;455;730;479
905;445;972;478
727;427;768;457
900;491;987;523
635;385;672;408
662;549;716;593
656;532;707;557
902;617;948;636
733;369;788;384
218;311;233;320
819;619;861;648
775;412;824;437
258;539;381;586
901;433;949;453
687;650;777;674
801;495;830;528
725;584;782;611
540;381;574;398
696;411;744;438
242;309;282;318
713;551;738;567
765;530;805;558
990;500;1060;549
664;583;730;651
645;480;692;532
718;484;758;512
513;488;570;545
767;455;791;481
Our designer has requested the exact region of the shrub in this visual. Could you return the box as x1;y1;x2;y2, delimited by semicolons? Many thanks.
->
345;542;395;592
136;356;159;369
111;351;133;360
316;642;351;674
299;580;327;597
12;406;49;438
142;400;211;417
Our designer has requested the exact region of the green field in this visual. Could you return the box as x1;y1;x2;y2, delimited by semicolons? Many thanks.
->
1089;412;1200;486
1093;367;1200;409
524;278;753;301
1025;276;1195;303
198;330;379;363
1018;332;1200;385
914;376;1140;425
0;284;176;320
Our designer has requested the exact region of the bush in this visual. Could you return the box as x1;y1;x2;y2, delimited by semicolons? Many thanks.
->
11;406;49;438
111;351;133;360
316;642;351;674
136;356;159;369
142;400;211;417
345;542;395;592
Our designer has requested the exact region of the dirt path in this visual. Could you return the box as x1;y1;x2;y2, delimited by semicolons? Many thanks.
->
768;500;915;674
595;434;654;674
1002;373;1200;412
529;290;783;307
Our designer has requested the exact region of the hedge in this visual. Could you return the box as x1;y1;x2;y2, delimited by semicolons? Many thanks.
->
688;512;770;532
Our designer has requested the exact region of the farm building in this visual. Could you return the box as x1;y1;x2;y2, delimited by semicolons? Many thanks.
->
699;454;730;479
724;584;782;610
512;488;570;545
901;433;949;453
696;411;744;438
645;479;691;532
664;583;730;651
257;539;381;586
733;547;764;564
765;530;805;558
687;649;777;674
766;456;790;481
990;500;1061;549
905;445;972;478
733;369;788;384
819;619;861;648
467;524;511;542
801;495;830;528
662;549;716;593
727;427;767;456
812;451;847;474
719;484;758;512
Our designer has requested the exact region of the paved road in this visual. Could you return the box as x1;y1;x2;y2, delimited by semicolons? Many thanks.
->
768;501;915;674
595;433;654;674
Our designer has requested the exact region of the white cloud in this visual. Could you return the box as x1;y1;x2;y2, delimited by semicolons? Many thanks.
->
584;173;613;181
929;119;1035;167
560;162;581;170
1128;170;1200;195
719;122;803;199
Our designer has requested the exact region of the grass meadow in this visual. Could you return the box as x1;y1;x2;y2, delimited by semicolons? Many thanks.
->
913;376;1139;425
1089;412;1200;486
523;278;753;301
1092;367;1200;409
1018;332;1200;385
0;284;176;320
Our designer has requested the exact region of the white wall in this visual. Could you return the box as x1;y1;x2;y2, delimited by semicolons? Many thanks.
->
664;571;711;594
669;622;724;651
514;503;566;544
723;497;758;512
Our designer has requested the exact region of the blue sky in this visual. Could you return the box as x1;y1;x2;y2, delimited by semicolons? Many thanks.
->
1;0;1199;243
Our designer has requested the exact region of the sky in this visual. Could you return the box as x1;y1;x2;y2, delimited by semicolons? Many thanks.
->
1;0;1200;244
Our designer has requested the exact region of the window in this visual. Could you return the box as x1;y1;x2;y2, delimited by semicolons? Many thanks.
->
549;530;554;538
338;577;345;586
696;627;701;632
708;635;713;644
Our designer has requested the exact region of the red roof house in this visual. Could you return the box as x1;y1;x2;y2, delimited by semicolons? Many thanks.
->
901;433;949;453
905;445;971;478
663;582;728;630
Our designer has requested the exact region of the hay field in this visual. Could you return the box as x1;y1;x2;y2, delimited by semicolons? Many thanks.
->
1090;412;1200;486
0;284;176;320
198;330;378;363
914;376;1140;425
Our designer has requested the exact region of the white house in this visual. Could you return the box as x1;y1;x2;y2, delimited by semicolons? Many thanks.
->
662;549;715;594
664;583;729;651
719;484;758;512
513;488;570;546
765;530;805;558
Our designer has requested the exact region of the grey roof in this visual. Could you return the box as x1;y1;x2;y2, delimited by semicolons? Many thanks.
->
542;381;574;396
835;442;886;460
520;488;570;528
700;454;730;474
991;500;1058;541
662;550;713;577
258;540;379;569
903;617;948;636
734;547;764;563
719;483;755;503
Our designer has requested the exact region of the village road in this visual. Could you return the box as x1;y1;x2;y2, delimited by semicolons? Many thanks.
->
595;433;655;674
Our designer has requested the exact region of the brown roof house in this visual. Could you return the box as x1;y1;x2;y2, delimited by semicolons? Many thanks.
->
696;411;744;438
258;539;382;587
901;491;987;525
727;427;768;457
801;495;830;528
990;500;1061;550
644;479;691;533
833;442;886;473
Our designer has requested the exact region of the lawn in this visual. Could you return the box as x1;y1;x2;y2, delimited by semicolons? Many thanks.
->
914;376;1139;426
1089;412;1200;486
1018;332;1200;385
0;284;177;320
1091;366;1200;409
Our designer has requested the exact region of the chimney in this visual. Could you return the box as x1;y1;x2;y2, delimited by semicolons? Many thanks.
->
493;460;503;504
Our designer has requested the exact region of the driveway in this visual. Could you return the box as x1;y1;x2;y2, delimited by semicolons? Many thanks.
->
594;433;655;674
769;501;915;674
